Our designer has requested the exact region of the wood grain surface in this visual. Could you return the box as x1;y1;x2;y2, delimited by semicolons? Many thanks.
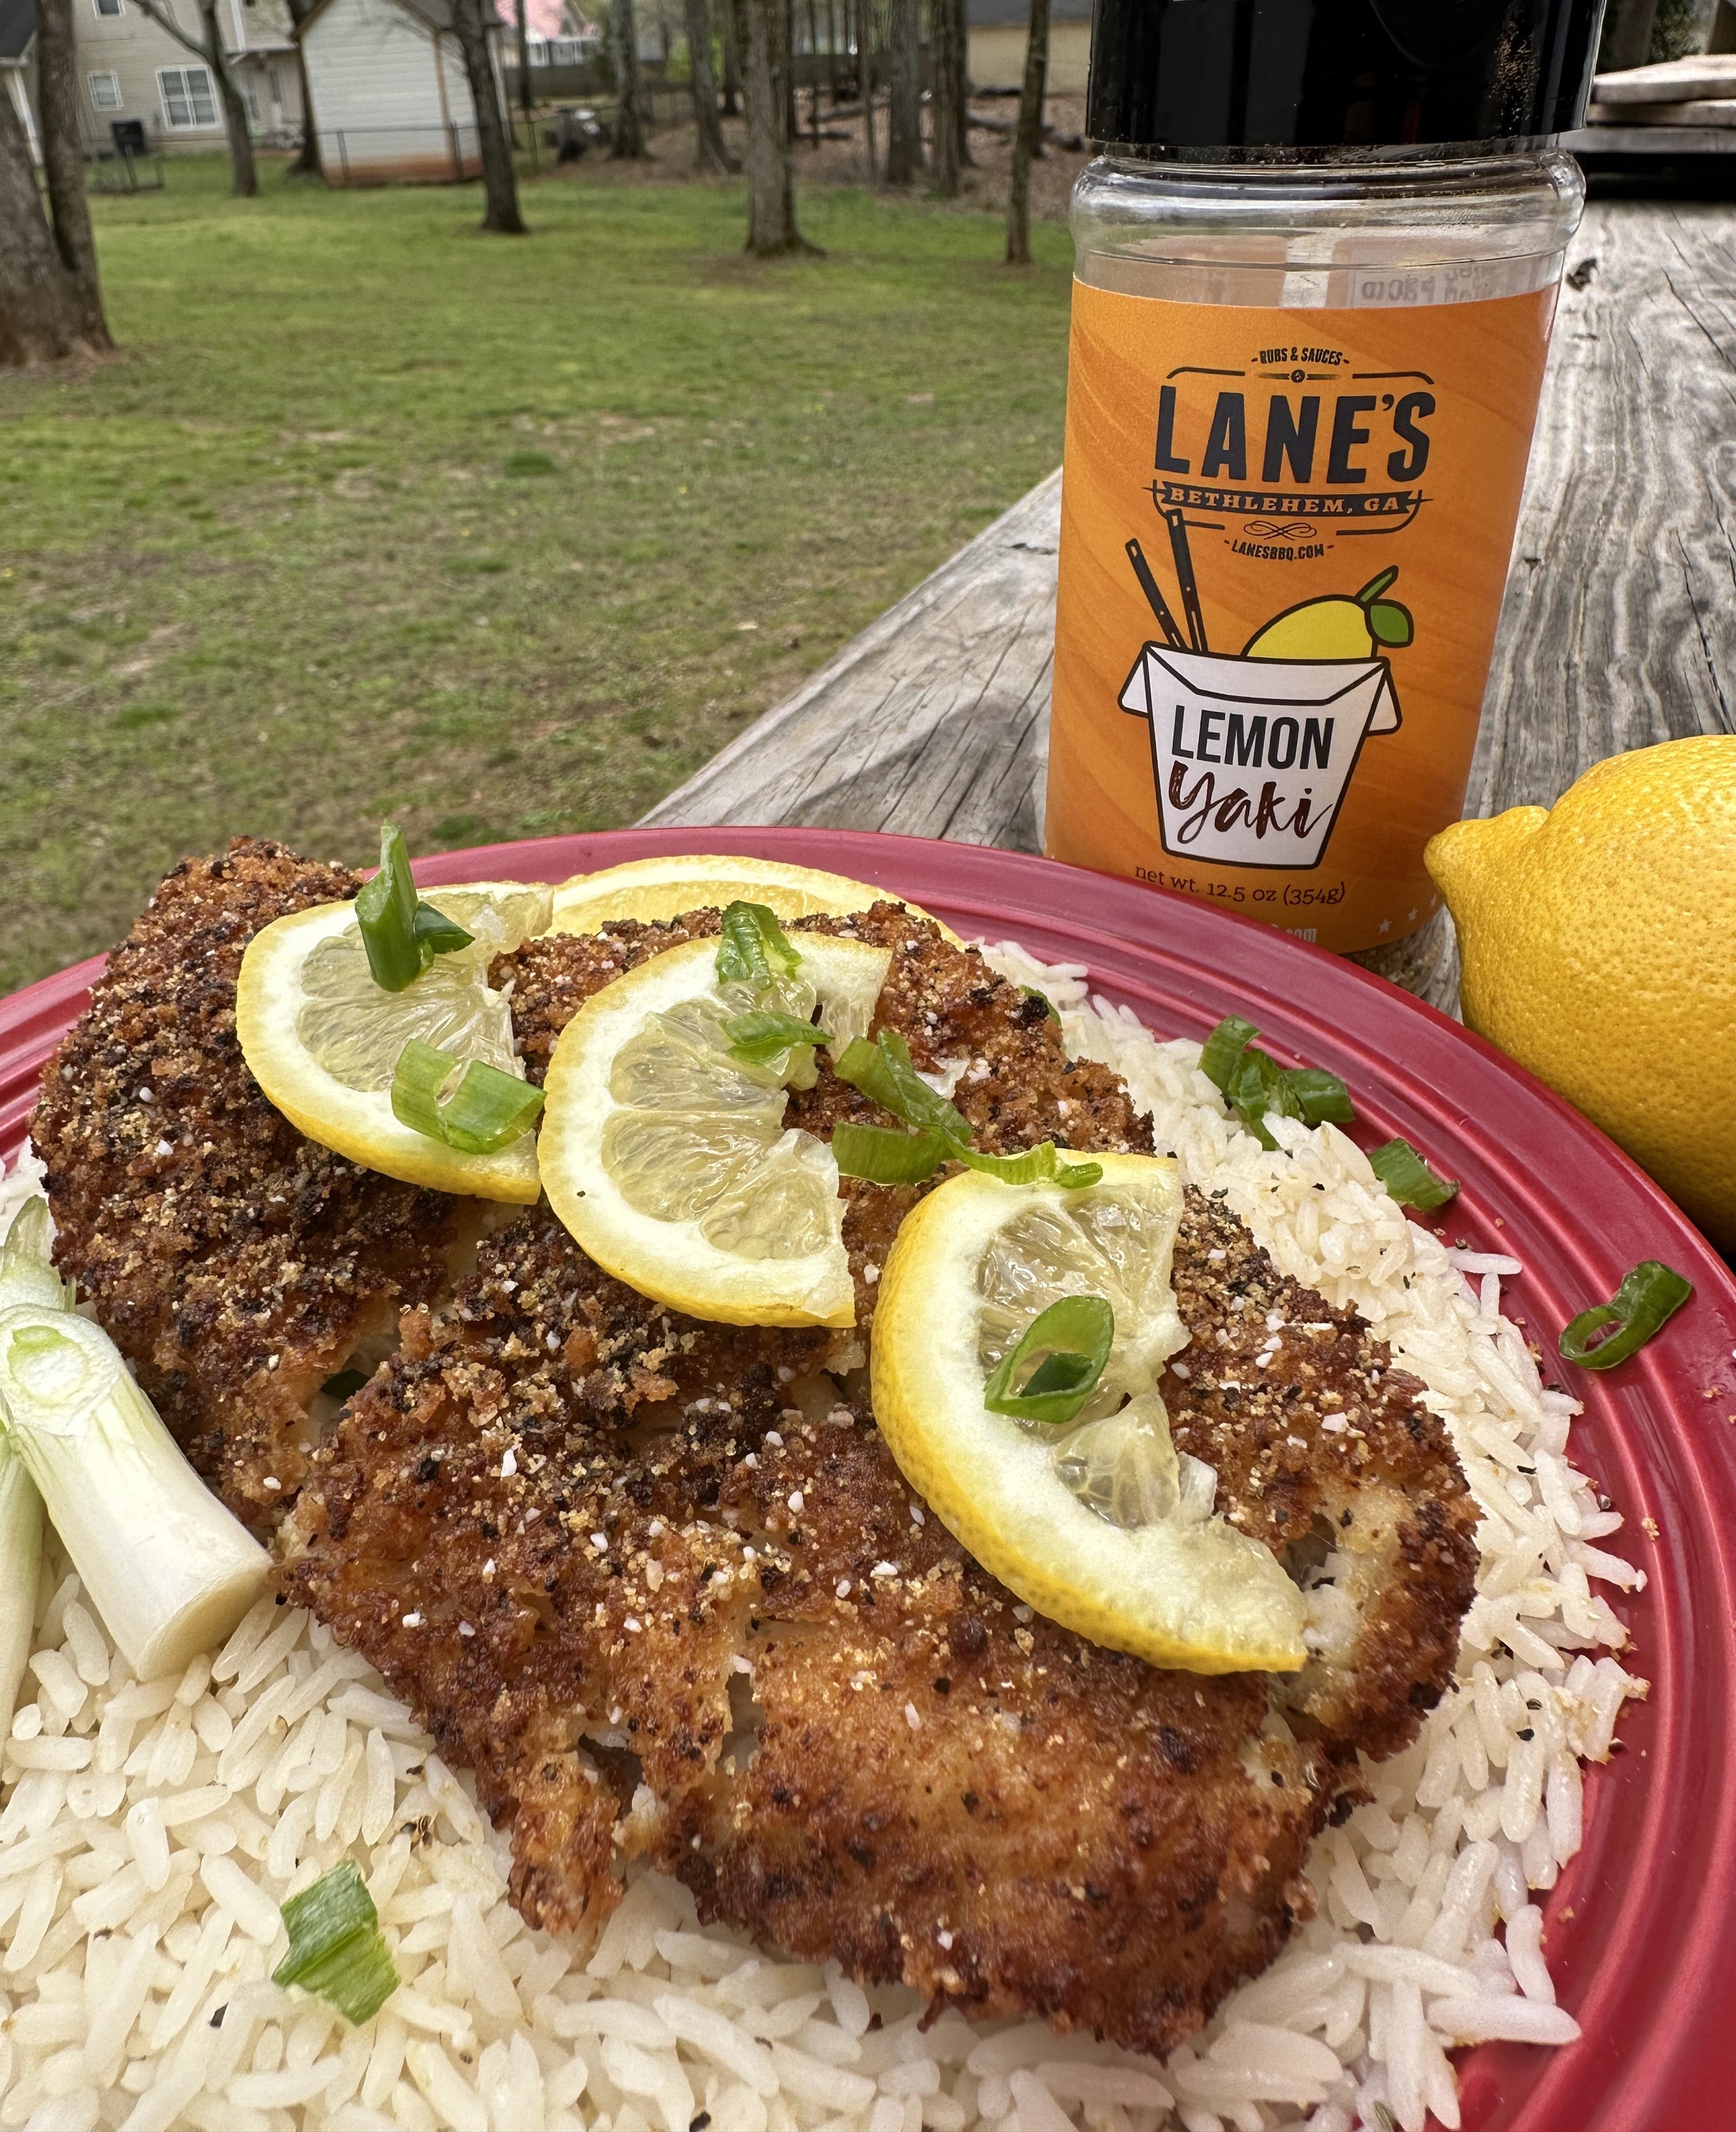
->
646;200;1735;1006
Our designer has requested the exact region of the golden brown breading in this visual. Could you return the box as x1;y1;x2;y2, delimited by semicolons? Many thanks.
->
42;845;1479;2052
278;1206;1334;2055
29;842;478;1525
1162;1191;1479;1759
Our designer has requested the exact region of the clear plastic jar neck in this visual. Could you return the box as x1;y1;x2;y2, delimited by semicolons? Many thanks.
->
1071;147;1585;308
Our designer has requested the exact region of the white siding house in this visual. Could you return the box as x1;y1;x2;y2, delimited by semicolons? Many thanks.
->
295;0;505;183
67;0;302;152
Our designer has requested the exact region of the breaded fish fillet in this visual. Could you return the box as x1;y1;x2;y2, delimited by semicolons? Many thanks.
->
277;1206;1335;2055
29;843;479;1523
37;842;1479;2053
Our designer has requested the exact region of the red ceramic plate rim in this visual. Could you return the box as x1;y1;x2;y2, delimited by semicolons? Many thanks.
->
3;827;1734;2132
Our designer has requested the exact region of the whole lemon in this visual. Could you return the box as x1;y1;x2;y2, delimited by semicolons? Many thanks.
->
1425;735;1736;1254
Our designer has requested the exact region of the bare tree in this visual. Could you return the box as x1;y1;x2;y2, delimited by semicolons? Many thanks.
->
611;0;648;153
721;0;742;112
930;0;958;193
0;0;113;365
126;0;257;195
858;0;876;179
948;0;970;165
450;0;528;229
742;0;808;251
1005;0;1047;265
883;0;919;183
685;0;734;168
514;0;534;126
284;0;321;175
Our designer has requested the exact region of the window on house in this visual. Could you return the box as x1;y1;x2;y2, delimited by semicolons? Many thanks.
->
92;0;122;15
244;86;258;120
158;64;218;127
88;71;123;108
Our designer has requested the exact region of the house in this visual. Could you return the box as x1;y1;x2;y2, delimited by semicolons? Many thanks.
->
1;0;38;159
293;0;507;184
966;0;1092;96
72;0;302;152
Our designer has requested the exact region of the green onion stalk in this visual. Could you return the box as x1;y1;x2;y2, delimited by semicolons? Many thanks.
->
0;1204;51;1740
0;1197;270;1683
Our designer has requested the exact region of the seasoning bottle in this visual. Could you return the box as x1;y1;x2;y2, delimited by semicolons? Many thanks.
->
1045;0;1600;979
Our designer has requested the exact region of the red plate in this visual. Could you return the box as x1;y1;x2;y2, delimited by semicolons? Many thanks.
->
3;828;1733;2132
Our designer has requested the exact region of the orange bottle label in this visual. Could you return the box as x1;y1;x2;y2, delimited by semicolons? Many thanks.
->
1046;281;1557;953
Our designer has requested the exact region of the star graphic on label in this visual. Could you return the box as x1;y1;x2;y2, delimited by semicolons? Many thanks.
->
1407;909;1419;922
1378;919;1392;935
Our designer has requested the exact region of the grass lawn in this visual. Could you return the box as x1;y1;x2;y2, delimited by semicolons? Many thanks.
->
0;155;1074;993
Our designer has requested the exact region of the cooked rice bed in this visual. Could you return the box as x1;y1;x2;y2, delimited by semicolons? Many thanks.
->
0;943;1646;2131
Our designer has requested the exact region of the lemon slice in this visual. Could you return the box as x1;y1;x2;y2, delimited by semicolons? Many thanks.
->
549;852;953;939
871;1156;1308;1672
237;882;552;1203
539;931;892;1327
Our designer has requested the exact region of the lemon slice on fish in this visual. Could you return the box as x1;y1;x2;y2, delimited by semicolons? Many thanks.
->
539;929;892;1327
237;882;551;1204
551;852;956;941
871;1157;1308;1672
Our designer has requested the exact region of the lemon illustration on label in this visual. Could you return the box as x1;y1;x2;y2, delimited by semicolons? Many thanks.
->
1243;568;1415;662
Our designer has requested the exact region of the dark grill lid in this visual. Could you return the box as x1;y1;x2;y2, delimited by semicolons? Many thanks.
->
1085;0;1605;151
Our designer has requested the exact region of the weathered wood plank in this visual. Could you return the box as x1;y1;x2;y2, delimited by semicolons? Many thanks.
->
648;200;1734;1015
1467;199;1736;817
641;471;1061;851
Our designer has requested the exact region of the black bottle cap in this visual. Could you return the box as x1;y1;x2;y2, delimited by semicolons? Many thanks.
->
1086;0;1605;152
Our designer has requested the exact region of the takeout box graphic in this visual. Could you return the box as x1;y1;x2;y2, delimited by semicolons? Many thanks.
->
1119;645;1402;871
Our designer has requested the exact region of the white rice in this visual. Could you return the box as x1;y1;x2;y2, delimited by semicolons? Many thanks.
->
0;949;1645;2132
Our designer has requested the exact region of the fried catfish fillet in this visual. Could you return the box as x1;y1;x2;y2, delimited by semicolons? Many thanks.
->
277;1207;1335;2056
29;841;480;1524
1162;1192;1479;1761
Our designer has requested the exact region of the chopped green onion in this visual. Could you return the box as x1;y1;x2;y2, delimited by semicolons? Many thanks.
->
954;1141;1103;1190
1199;1015;1355;1145
724;1009;831;1068
1559;1261;1693;1371
1199;1015;1260;1093
715;900;803;991
273;1860;400;2025
832;1030;970;1143
1282;1067;1355;1127
390;1040;544;1155
355;824;474;994
1367;1137;1459;1210
1021;986;1060;1024
830;1122;951;1187
983;1295;1115;1426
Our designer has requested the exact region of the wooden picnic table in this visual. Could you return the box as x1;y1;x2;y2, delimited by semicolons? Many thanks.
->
645;199;1736;1014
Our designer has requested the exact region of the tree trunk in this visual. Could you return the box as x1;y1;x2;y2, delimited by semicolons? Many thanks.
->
722;0;742;113
129;0;257;193
195;0;258;194
951;0;971;164
289;41;321;172
1005;0;1047;265
930;0;958;193
743;0;807;251
0;69;98;363
34;0;111;343
859;0;876;178
611;0;648;154
516;0;534;120
450;0;527;228
884;0;919;184
685;0;733;168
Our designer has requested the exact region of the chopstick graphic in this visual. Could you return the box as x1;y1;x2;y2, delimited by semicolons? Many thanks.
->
1163;508;1210;654
1125;538;1187;650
